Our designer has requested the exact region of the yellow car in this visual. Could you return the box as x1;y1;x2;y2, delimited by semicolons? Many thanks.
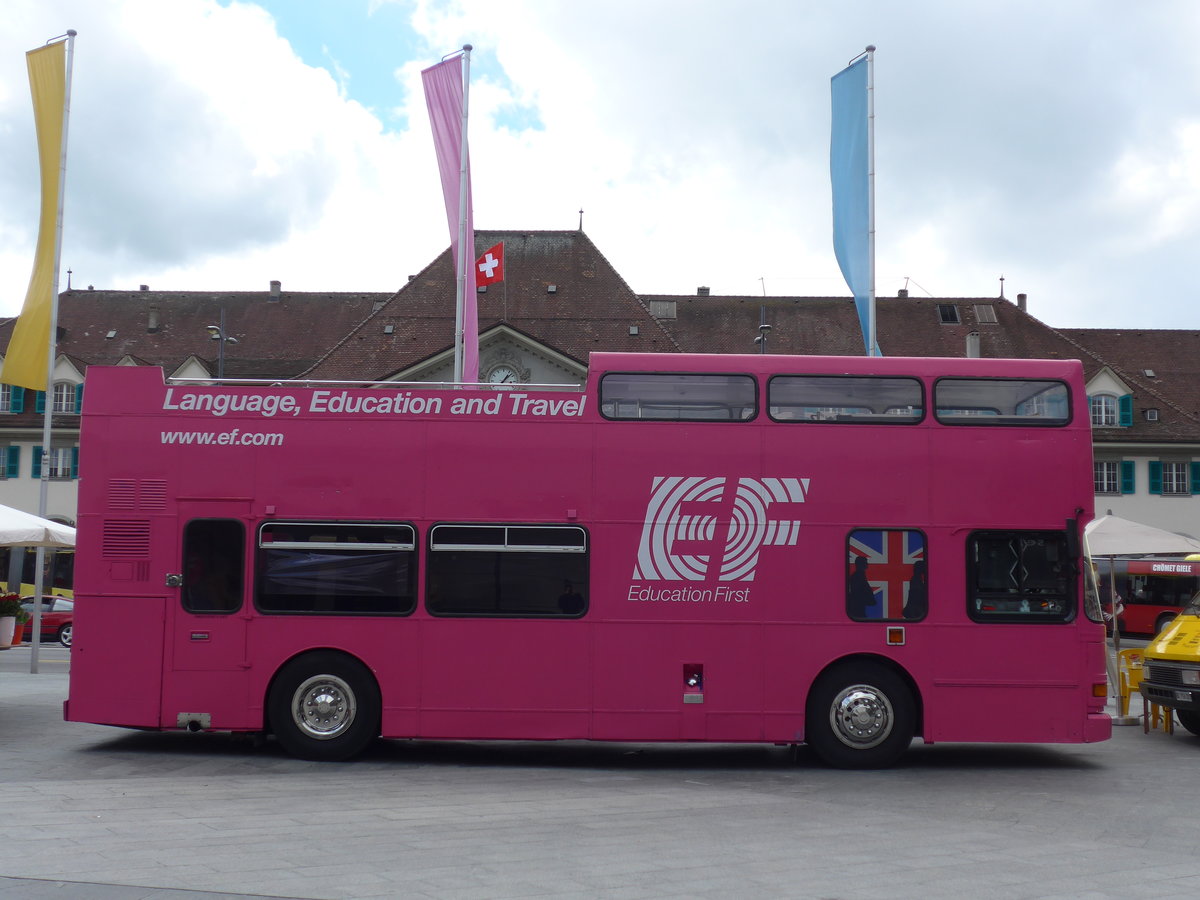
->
1140;594;1200;735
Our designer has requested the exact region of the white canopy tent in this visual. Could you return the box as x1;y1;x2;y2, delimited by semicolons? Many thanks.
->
1084;513;1200;558
0;504;75;672
0;503;75;548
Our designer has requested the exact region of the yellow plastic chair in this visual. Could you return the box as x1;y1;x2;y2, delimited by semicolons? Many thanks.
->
1117;648;1144;717
1119;648;1174;734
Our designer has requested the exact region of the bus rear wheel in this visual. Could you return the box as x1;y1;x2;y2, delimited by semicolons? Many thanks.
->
805;661;915;769
268;652;380;761
1155;614;1176;636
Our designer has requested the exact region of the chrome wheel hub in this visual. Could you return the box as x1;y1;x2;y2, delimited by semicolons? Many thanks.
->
292;674;357;740
829;684;894;749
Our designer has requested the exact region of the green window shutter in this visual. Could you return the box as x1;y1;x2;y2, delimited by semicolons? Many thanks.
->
74;383;84;413
1191;462;1200;495
32;446;43;479
1149;460;1163;495
11;387;23;414
1120;460;1135;494
1118;394;1133;427
70;446;79;479
5;446;19;479
34;390;45;414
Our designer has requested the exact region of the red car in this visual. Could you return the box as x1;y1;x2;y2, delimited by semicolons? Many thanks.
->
20;596;73;648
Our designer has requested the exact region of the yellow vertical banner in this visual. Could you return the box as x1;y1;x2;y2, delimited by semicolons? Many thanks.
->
2;41;67;392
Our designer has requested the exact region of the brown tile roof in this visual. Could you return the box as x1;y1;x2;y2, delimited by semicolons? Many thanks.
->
5;230;1199;447
0;287;386;379
304;230;680;379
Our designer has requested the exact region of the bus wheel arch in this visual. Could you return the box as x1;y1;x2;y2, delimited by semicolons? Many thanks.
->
266;649;381;761
804;655;920;769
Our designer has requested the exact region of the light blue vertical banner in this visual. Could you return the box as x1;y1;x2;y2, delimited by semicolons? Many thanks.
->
831;55;878;356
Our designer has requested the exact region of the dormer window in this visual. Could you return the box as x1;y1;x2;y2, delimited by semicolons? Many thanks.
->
1090;394;1117;427
1089;392;1133;428
52;381;81;414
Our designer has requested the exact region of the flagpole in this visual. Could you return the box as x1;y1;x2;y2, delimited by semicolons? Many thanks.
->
31;28;75;675
453;44;472;383
866;44;877;357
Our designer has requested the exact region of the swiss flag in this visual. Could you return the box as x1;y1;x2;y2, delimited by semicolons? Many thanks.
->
475;242;504;286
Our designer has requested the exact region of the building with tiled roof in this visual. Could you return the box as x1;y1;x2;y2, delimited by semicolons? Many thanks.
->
3;228;1200;541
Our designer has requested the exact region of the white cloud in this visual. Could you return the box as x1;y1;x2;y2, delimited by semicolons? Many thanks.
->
2;0;1200;329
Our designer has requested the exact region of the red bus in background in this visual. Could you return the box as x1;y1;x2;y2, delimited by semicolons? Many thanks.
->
65;353;1110;768
1103;557;1200;636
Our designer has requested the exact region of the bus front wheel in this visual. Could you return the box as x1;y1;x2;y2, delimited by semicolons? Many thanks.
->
805;661;915;769
1155;614;1176;636
268;652;381;761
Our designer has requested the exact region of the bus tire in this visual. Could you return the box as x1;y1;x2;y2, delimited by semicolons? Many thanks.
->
1176;710;1200;736
1155;614;1176;636
57;623;72;648
268;652;380;761
805;661;915;769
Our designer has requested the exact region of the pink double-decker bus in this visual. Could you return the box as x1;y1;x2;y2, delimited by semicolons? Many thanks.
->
65;353;1111;767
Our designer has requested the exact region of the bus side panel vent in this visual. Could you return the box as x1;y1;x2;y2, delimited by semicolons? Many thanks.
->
102;520;152;559
140;480;167;510
108;480;136;510
107;479;168;511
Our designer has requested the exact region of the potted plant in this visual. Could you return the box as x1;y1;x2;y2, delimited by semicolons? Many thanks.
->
0;594;28;649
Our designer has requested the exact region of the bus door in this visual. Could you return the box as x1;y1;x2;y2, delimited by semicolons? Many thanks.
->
163;507;251;728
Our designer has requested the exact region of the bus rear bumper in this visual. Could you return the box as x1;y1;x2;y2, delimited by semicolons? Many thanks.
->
1086;712;1113;742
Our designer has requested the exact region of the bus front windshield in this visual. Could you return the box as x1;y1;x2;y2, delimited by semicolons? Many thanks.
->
1181;592;1200;617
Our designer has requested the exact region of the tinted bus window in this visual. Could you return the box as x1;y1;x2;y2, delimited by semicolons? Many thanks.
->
427;524;588;617
968;531;1072;622
770;375;923;423
255;522;416;615
935;378;1070;425
846;528;928;620
183;519;245;613
600;373;756;421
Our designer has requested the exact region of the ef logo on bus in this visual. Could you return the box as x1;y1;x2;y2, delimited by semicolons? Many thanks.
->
629;476;809;602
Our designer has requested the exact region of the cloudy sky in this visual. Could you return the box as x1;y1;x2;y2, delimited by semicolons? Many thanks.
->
1;0;1198;329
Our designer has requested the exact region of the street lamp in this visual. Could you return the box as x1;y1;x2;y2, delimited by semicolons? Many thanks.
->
205;309;239;379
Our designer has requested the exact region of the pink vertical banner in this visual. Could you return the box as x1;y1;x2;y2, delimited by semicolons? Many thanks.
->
422;54;479;381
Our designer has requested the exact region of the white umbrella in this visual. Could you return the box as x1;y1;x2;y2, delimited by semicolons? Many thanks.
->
1084;513;1200;557
0;503;75;548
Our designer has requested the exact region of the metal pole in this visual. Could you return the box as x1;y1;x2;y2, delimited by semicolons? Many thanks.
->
31;29;76;675
865;44;877;357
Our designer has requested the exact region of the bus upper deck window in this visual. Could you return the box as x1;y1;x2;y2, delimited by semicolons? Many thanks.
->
599;373;756;421
935;378;1070;425
768;375;923;423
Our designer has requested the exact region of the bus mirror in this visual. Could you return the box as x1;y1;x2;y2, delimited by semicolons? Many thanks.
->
1065;517;1080;560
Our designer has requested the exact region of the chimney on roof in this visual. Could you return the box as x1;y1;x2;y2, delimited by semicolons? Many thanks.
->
147;305;159;334
1017;292;1027;312
270;279;281;299
697;286;710;296
139;284;149;291
966;331;981;358
898;288;909;298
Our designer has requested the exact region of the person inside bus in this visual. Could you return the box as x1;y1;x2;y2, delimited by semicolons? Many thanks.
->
847;556;878;618
557;580;584;615
905;561;928;619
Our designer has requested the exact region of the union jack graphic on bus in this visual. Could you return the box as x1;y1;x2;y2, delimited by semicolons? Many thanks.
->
847;528;926;619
